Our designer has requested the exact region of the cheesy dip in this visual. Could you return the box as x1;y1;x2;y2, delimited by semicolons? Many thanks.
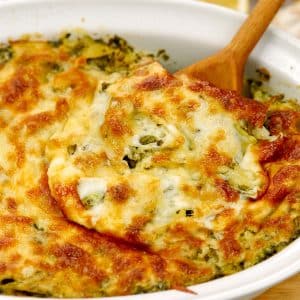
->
0;32;299;298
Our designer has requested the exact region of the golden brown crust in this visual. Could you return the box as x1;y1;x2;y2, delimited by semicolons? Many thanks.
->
0;33;299;298
189;80;268;127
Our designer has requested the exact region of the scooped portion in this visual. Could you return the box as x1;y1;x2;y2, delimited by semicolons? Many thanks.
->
47;61;274;249
46;54;300;288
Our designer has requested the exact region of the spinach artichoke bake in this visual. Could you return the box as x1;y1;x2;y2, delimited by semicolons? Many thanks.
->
0;32;299;297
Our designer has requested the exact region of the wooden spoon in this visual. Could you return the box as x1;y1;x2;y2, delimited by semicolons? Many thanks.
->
175;0;285;93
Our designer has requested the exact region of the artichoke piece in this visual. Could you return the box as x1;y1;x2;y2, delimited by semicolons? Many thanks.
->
139;135;158;145
81;193;105;209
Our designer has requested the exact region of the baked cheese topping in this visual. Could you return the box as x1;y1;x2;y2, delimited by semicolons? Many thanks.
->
47;61;271;248
0;32;299;298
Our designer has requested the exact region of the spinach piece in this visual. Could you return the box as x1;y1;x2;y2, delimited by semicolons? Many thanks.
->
134;281;168;294
156;49;169;61
123;155;137;169
256;67;270;81
14;290;51;298
294;216;300;234
107;35;133;52
67;144;77;155
33;223;44;231
0;278;15;285
0;46;13;65
48;40;63;48
81;193;104;208
185;209;194;217
100;82;110;92
139;135;158;145
87;55;113;72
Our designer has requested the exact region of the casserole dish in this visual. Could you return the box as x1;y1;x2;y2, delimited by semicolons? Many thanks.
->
0;0;299;299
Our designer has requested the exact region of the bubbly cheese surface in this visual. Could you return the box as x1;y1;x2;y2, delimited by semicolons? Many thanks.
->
47;61;270;246
0;32;299;298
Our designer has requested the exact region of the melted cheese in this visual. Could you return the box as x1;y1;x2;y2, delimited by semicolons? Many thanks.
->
192;101;243;160
78;177;107;200
0;32;299;298
221;145;266;199
90;91;111;127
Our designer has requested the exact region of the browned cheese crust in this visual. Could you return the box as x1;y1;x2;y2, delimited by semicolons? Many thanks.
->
0;32;299;297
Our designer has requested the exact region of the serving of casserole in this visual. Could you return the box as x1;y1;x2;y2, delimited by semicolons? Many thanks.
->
0;1;299;300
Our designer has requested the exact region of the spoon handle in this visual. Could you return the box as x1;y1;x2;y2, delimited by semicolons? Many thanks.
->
228;0;285;63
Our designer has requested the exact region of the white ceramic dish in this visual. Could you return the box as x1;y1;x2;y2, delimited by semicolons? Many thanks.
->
0;0;299;299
